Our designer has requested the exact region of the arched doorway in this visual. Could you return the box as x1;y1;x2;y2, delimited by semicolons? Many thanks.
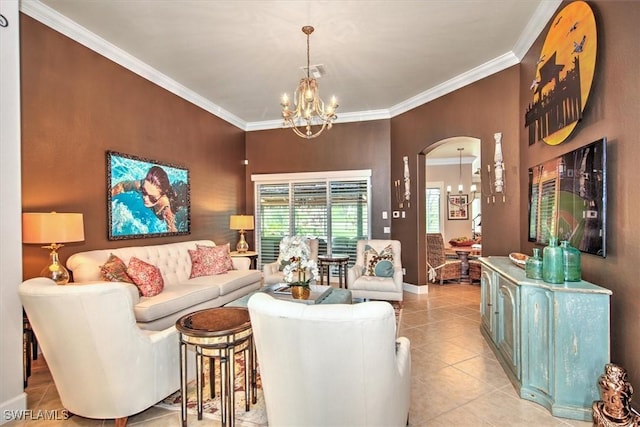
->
415;136;481;285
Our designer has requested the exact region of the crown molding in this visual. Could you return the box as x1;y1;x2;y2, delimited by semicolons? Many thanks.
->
388;51;519;118
512;0;562;60
245;108;391;132
21;0;559;132
20;0;247;131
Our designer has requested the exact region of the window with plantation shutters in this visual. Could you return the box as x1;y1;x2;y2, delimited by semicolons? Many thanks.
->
528;167;558;245
529;183;539;241
330;180;369;264
256;183;290;266
292;182;328;238
253;171;371;270
425;186;441;233
538;178;557;244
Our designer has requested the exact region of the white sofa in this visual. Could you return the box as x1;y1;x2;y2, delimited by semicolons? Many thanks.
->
66;240;262;330
19;278;180;426
248;292;411;426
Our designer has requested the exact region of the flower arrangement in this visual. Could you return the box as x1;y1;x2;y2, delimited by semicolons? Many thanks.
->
279;236;319;286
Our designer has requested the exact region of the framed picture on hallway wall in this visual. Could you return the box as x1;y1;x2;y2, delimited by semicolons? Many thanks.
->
447;195;469;220
107;151;191;240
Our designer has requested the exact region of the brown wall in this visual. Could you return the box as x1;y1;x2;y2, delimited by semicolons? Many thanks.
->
245;120;392;246
19;0;640;405
519;1;640;392
20;15;247;279
391;65;522;285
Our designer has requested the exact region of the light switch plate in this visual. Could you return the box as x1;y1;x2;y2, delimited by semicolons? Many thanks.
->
383;226;391;233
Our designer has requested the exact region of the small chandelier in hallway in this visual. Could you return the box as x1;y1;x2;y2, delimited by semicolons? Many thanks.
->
280;25;338;139
447;147;477;207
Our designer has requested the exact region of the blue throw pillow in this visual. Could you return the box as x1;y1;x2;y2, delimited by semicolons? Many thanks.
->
364;244;394;277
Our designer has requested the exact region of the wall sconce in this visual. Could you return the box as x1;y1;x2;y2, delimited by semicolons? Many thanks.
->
22;212;85;285
394;156;411;208
229;215;254;252
482;132;506;203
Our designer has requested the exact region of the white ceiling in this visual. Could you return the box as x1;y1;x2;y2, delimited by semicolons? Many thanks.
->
23;0;560;161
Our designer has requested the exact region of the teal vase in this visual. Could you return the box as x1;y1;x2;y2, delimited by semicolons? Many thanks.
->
543;237;564;284
525;248;543;280
561;241;581;282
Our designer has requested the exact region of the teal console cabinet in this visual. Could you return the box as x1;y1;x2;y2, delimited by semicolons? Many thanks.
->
479;256;611;421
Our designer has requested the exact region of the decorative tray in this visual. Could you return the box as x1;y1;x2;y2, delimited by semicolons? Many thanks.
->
508;252;529;269
449;239;477;247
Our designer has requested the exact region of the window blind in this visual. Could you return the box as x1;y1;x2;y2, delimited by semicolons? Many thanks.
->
330;180;369;265
426;187;441;233
254;172;370;270
256;183;290;266
538;178;557;244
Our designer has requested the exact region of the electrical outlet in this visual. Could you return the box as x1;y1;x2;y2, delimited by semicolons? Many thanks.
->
402;268;406;275
401;211;406;218
383;226;391;233
382;211;388;219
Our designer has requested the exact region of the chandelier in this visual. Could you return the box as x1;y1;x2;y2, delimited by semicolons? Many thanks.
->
447;148;477;207
281;26;338;139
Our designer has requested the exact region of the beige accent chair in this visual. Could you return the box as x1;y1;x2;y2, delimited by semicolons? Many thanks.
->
426;233;462;285
19;278;180;427
347;239;404;301
262;238;319;285
248;293;411;426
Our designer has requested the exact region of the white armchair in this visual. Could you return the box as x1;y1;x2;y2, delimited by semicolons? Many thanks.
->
248;293;411;426
347;239;404;301
18;278;180;426
262;238;319;285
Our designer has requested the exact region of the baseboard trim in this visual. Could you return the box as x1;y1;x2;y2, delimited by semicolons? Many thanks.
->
0;392;27;425
403;283;428;294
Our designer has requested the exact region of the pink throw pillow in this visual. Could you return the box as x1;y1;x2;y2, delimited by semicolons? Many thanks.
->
189;249;209;278
189;245;230;278
198;243;234;271
126;257;164;297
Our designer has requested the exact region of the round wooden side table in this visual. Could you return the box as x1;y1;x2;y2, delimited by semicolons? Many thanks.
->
317;254;350;288
176;307;256;427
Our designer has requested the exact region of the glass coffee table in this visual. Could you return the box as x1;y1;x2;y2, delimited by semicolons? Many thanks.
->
226;284;352;308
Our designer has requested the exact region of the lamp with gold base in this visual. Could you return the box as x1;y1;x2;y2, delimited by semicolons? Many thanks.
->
229;215;254;253
22;212;85;285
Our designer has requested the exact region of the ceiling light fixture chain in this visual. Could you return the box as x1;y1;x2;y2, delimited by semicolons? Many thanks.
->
281;25;338;139
447;147;477;208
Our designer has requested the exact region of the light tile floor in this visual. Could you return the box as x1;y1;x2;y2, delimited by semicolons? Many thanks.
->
10;283;594;426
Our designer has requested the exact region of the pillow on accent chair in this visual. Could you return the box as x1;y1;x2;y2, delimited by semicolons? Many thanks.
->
126;257;164;297
364;244;394;277
100;253;134;283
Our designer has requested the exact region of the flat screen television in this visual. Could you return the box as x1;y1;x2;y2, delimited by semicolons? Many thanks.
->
527;137;607;257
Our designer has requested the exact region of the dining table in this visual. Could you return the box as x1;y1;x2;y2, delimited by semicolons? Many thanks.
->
445;245;481;282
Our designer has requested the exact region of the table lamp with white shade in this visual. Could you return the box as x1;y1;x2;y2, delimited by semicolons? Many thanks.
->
229;215;254;253
22;212;85;285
